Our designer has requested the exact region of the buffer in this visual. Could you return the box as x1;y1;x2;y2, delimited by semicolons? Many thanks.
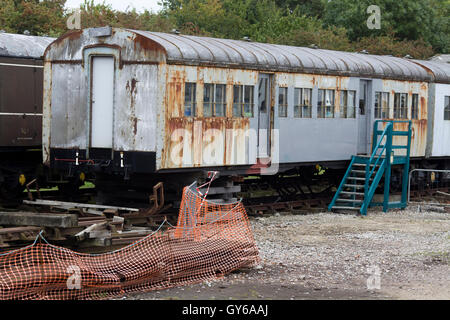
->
329;120;412;216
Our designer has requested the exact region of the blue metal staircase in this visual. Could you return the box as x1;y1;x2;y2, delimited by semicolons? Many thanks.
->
329;120;412;216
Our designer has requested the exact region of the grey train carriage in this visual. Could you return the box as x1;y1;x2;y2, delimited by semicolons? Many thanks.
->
42;27;450;196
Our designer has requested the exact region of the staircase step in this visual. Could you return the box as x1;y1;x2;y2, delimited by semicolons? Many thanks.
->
353;163;380;167
351;170;366;174
331;206;361;211
356;155;386;158
340;191;365;196
346;177;366;181
337;198;363;204
344;184;365;189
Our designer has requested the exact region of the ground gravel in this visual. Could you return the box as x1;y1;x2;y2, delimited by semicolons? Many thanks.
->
122;204;449;300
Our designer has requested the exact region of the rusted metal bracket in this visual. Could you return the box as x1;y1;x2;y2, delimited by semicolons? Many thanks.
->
124;182;168;219
26;179;41;201
149;182;164;213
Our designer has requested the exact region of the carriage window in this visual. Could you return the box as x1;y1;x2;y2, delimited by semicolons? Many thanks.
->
233;86;242;117
294;88;312;118
233;85;254;117
340;90;356;119
375;92;390;119
394;93;408;119
184;83;197;117
318;89;335;118
215;84;226;117
244;85;254;117
278;87;288;118
204;83;226;117
445;96;450;121
411;94;419;120
203;84;214;117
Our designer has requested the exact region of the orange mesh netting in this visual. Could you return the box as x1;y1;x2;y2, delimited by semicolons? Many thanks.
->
0;183;260;300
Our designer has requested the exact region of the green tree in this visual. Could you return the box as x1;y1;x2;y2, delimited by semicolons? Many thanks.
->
274;0;325;18
322;0;448;53
0;0;67;36
162;0;333;43
354;35;435;59
0;0;443;58
427;0;449;53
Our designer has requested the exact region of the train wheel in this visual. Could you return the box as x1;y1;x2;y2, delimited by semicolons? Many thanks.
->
58;173;86;201
0;172;26;201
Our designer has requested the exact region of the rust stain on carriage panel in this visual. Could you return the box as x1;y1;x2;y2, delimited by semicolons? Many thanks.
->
420;96;427;119
162;117;250;169
379;80;429;157
126;78;139;137
47;29;82;48
131;33;167;63
161;66;254;169
390;119;427;157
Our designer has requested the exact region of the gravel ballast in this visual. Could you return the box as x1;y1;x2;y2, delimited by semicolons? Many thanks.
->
122;205;450;300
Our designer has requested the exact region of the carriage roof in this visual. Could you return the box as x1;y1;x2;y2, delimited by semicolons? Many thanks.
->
45;28;450;83
0;32;55;59
134;30;436;82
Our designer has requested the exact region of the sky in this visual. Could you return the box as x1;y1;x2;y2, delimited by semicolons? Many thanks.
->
65;0;163;13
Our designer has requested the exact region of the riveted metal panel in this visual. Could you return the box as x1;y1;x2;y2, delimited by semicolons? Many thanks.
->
114;64;158;152
50;63;87;149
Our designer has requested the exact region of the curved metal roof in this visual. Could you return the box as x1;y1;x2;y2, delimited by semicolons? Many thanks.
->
430;54;450;63
0;32;55;59
412;60;450;84
132;30;433;82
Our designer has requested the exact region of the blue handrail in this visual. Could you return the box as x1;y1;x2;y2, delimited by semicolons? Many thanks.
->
330;119;411;215
328;156;357;211
361;122;392;214
367;122;392;181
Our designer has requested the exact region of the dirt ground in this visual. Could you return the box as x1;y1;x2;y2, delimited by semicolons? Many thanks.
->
121;205;449;300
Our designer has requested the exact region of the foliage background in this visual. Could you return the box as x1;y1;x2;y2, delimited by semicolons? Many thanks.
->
0;0;448;59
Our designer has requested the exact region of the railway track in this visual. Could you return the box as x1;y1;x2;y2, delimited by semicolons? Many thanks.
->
1;177;449;254
243;185;450;216
0;182;177;254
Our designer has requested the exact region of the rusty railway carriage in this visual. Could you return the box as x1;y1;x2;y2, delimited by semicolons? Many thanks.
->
0;32;54;197
42;27;450;200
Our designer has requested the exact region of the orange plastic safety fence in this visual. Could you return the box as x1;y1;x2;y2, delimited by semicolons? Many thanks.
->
0;185;260;300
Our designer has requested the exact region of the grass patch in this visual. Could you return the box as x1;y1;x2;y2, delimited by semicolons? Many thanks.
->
80;182;96;190
24;182;96;193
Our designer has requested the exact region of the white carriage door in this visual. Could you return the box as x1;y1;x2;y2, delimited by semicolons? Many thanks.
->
258;74;271;158
91;56;114;149
358;80;371;155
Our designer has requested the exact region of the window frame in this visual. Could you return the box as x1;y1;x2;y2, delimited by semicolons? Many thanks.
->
340;90;356;119
294;88;313;118
184;82;197;117
375;92;390;119
318;89;335;118
394;92;408;119
203;83;227;117
233;84;255;118
278;87;288;118
411;93;419;120
444;96;450;121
